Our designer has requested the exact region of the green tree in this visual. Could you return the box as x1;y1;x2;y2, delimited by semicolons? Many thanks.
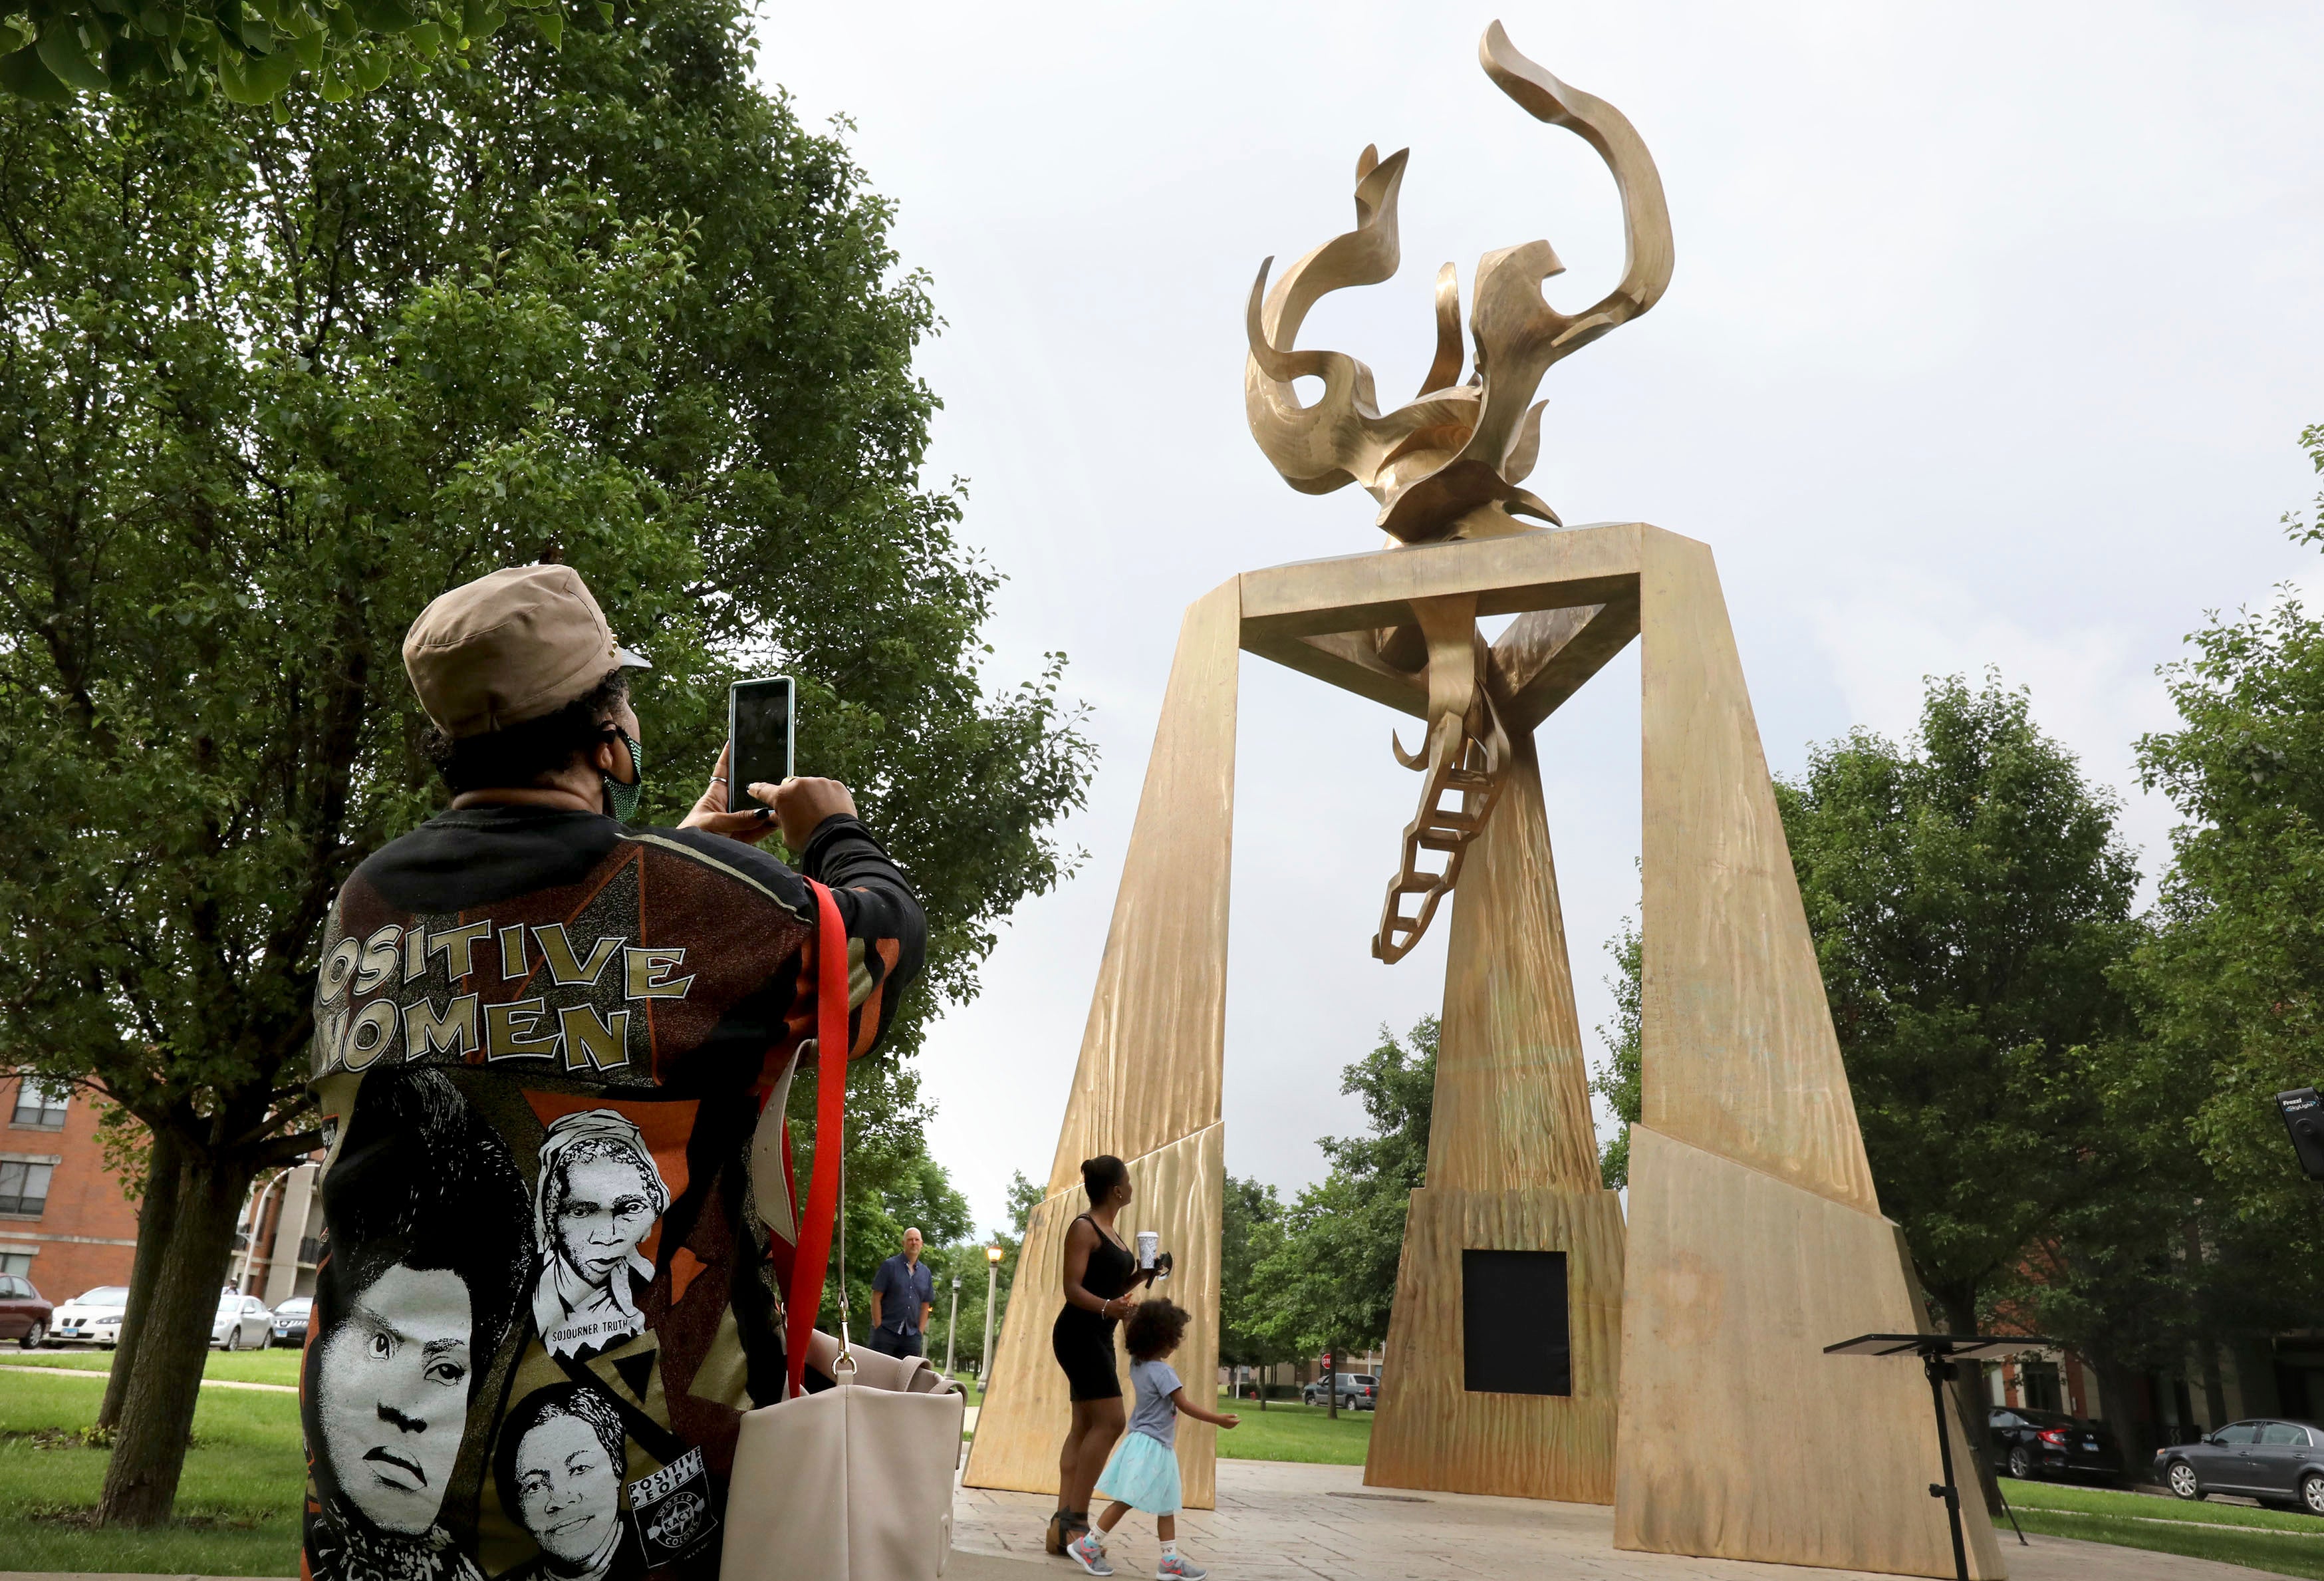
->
1257;1017;1434;1417
932;1168;1043;1377
1218;1174;1293;1407
1991;986;2323;1461
1775;674;2138;1516
1;0;563;107
1777;675;2138;1330
1002;1167;1045;1240
0;0;1093;1525
2080;422;2324;1449
1776;673;2139;1509
2133;425;2324;1272
1591;919;1640;1189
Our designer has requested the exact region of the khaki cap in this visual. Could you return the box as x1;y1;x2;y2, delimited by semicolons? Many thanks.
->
403;565;651;738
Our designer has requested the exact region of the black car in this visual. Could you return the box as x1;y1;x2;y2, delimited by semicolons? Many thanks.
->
2156;1419;2324;1514
1988;1406;2123;1483
269;1295;311;1349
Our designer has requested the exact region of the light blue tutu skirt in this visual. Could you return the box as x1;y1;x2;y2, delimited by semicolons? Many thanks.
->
1097;1429;1182;1514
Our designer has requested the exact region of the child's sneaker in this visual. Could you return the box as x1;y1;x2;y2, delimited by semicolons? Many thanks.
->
1066;1532;1114;1576
1155;1556;1207;1580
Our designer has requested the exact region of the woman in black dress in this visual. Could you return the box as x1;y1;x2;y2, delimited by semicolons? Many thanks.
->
1046;1155;1158;1556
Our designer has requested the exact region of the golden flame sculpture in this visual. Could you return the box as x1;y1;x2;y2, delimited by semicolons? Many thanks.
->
1242;21;1674;961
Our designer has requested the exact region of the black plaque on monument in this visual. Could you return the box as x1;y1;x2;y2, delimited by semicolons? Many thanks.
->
1460;1248;1570;1395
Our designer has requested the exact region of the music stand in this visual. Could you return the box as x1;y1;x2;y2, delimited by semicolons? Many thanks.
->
1825;1332;2053;1581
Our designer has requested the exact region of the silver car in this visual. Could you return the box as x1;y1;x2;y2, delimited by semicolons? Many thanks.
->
210;1290;272;1351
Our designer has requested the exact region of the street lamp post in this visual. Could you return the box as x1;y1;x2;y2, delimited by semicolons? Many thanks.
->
945;1276;962;1377
980;1244;1004;1389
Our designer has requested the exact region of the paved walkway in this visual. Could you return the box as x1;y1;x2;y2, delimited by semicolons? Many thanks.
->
953;1460;2273;1580
0;1464;2274;1581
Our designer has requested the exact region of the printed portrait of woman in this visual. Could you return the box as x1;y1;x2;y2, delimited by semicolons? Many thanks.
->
491;1385;642;1581
531;1110;670;1359
307;1068;531;1581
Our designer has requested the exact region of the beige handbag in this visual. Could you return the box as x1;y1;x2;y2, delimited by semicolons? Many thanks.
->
721;1344;966;1580
719;881;968;1581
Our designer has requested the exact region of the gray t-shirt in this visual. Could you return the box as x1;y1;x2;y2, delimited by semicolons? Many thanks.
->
1128;1358;1182;1446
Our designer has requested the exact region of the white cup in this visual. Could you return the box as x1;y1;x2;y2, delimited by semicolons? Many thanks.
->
1136;1230;1158;1270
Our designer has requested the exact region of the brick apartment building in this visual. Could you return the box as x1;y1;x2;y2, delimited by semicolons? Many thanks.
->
1;1070;323;1308
1;1071;139;1300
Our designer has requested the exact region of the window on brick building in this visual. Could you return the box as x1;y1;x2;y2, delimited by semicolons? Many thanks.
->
0;1160;54;1215
0;1252;32;1276
11;1078;68;1129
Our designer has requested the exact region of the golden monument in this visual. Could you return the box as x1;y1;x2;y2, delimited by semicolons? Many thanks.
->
966;23;2001;1577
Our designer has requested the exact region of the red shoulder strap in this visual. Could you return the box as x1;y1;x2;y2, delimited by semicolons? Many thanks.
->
785;879;850;1401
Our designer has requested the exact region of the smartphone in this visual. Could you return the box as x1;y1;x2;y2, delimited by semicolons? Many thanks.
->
727;676;796;814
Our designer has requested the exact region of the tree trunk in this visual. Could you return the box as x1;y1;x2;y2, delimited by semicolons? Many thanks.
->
2090;1350;2159;1479
97;1151;248;1527
1930;1286;2003;1518
99;1127;184;1432
2184;1221;2228;1433
2198;1343;2228;1435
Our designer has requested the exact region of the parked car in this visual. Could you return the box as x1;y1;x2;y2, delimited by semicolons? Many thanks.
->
50;1286;129;1348
211;1290;272;1351
270;1296;312;1349
1988;1406;2122;1483
1303;1373;1378;1410
2155;1419;2324;1514
0;1272;52;1349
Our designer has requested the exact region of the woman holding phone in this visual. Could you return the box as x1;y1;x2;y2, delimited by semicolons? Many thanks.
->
1045;1155;1160;1557
305;565;928;1581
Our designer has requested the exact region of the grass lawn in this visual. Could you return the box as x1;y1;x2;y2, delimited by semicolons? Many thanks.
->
2001;1476;2324;1579
0;1365;303;1576
945;1380;1371;1467
1213;1393;1372;1465
0;1345;303;1386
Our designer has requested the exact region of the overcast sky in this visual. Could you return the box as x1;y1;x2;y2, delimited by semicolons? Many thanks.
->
757;1;2324;1236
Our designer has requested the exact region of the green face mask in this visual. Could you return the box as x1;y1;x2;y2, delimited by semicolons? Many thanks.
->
602;729;644;822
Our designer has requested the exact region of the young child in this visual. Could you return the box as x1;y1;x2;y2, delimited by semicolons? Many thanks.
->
1066;1298;1237;1579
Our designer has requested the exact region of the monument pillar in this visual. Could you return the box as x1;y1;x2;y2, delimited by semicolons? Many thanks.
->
1613;530;2004;1577
960;579;1239;1510
1362;731;1625;1501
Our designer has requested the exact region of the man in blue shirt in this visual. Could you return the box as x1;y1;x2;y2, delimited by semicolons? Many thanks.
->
869;1226;936;1358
